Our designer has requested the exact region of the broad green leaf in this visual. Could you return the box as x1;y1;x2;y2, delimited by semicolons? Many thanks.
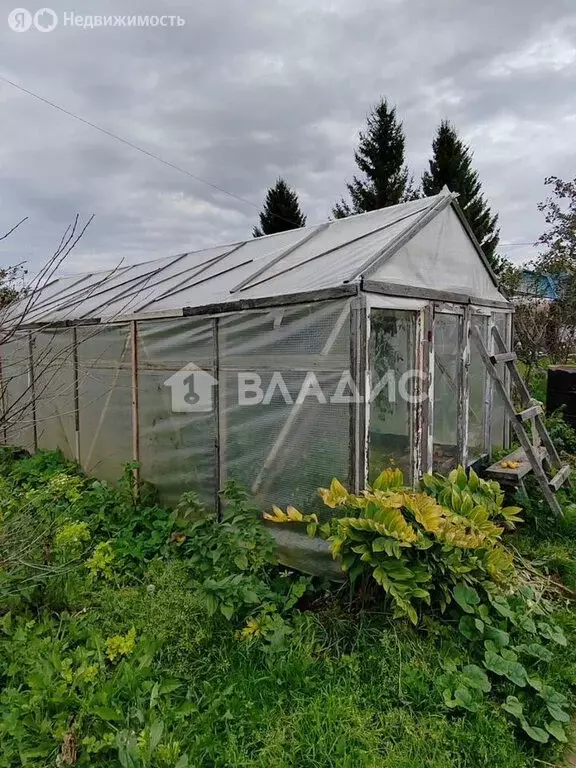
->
220;604;234;620
514;643;553;663
547;704;570;723
537;622;567;646
489;595;515;620
150;720;164;752
461;664;491;693
517;615;537;634
527;676;543;692
520;719;549;743
459;615;480;641
159;680;183;695
453;584;480;614
538;684;569;707
484;650;508;676
546;720;567;742
485;625;509;649
504;661;528;688
91;706;123;721
501;696;523;718
443;686;477;712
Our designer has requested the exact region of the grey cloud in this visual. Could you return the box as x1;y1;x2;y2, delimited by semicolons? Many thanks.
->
0;0;575;275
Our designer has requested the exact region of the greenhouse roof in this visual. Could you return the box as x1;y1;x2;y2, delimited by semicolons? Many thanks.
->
11;189;510;325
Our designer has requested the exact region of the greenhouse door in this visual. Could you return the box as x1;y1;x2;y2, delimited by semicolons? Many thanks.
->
368;308;427;486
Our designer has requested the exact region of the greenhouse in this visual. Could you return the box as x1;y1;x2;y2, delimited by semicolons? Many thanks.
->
0;189;513;567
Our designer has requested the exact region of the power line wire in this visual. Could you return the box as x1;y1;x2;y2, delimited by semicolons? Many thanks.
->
0;75;546;247
0;74;303;229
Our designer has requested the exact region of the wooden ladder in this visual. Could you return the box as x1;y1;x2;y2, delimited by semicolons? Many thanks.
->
470;323;572;516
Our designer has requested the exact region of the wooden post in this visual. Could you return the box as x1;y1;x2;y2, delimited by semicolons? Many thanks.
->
412;308;430;484
424;304;435;476
130;321;140;496
72;326;81;463
27;331;38;452
213;317;222;517
457;306;471;467
483;315;495;457
0;349;7;445
350;296;368;493
503;313;513;450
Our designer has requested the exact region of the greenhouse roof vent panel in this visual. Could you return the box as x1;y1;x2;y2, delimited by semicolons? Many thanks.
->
7;189;510;325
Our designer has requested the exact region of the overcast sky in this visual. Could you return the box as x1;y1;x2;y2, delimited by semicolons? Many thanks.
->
1;0;575;277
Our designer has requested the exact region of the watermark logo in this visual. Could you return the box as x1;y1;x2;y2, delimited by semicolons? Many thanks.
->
7;8;185;31
164;364;218;413
34;7;57;31
164;366;427;413
8;8;33;31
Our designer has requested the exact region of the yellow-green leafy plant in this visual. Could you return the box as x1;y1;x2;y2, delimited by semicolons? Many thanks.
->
105;626;137;662
266;467;521;624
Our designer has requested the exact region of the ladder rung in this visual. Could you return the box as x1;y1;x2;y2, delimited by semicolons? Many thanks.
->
549;465;572;491
516;404;543;422
490;352;517;364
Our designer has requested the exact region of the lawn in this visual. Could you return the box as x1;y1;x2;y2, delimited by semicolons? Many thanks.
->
1;447;575;767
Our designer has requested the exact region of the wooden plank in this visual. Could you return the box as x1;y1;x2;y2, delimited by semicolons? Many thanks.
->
181;285;359;318
491;352;517;364
549;464;572;491
231;223;330;294
485;446;546;483
471;324;563;516
517;404;543;422
361;279;513;310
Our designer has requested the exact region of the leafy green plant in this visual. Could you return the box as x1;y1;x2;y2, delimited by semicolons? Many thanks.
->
268;467;520;624
440;583;571;743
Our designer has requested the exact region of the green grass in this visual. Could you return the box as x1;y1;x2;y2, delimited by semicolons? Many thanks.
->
86;565;533;768
1;448;576;767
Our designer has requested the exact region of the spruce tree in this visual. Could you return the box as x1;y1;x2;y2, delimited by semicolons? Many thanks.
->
253;178;307;237
422;120;500;268
333;99;416;218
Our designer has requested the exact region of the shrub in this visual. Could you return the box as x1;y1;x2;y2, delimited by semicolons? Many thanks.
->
267;467;522;624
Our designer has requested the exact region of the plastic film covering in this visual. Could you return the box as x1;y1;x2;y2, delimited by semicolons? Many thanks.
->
33;327;77;460
370;205;506;302
433;313;460;473
1;332;35;451
368;309;415;482
468;315;488;460
137;318;217;508
219;300;351;574
76;324;133;483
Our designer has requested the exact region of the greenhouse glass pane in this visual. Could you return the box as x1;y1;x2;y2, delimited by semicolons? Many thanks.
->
468;315;488;461
368;309;415;483
433;313;460;473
